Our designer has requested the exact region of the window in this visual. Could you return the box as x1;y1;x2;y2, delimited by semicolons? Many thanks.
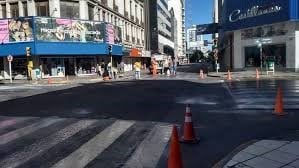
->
1;4;6;18
23;2;28;16
114;16;117;25
135;4;137;18
88;4;94;20
60;1;79;18
36;1;49;16
102;11;106;22
10;3;19;18
130;1;132;15
140;8;143;22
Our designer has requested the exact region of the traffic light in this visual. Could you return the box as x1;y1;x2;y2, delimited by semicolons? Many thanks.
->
108;45;112;54
26;47;31;57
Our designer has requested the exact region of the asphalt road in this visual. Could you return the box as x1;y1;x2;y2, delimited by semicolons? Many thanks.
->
1;64;299;168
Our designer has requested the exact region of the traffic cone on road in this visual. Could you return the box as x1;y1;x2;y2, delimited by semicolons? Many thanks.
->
168;125;183;168
227;70;232;81
199;69;204;79
181;104;199;143
256;68;260;80
274;86;287;116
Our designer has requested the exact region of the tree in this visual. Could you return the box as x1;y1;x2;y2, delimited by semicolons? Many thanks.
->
190;50;204;63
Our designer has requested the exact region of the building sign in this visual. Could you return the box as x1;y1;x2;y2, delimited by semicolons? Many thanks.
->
223;0;291;31
229;5;282;23
196;23;219;35
0;20;9;43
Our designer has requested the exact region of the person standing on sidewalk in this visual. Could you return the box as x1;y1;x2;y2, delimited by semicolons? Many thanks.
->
134;61;141;80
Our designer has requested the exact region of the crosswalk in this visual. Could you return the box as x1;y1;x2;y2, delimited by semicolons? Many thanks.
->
225;80;299;111
0;116;172;168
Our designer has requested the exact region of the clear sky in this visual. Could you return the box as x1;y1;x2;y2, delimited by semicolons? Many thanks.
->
186;0;213;42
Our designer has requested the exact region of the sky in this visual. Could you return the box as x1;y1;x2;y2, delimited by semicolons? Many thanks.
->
187;0;213;41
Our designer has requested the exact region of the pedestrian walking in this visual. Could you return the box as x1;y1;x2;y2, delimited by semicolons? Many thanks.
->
97;64;102;77
134;61;141;79
151;58;157;76
107;61;113;79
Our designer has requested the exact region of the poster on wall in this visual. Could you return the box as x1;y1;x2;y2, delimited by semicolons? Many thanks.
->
8;18;33;42
114;26;122;45
106;24;115;44
35;17;106;43
0;20;9;43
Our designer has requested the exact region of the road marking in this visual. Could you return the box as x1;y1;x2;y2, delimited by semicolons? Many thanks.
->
123;124;172;168
51;120;134;168
0;119;97;168
0;117;63;145
0;117;36;131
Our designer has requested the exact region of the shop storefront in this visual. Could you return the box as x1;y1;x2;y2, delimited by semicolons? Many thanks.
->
0;16;123;79
221;0;299;71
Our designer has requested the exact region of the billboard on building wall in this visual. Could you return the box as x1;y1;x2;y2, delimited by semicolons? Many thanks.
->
0;17;33;44
35;17;106;43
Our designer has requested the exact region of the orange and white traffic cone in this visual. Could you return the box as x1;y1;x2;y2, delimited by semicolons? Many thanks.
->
168;125;183;168
274;86;287;116
181;104;199;143
227;70;232;81
256;68;260;80
199;69;204;79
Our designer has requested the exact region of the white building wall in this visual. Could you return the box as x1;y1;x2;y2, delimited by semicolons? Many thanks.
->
49;0;60;17
233;30;243;70
296;30;299;71
18;1;24;17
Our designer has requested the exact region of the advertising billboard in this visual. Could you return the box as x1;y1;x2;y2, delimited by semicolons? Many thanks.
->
35;17;106;43
0;17;33;44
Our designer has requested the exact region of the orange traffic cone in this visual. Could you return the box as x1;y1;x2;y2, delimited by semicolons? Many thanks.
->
256;68;260;79
168;125;183;168
47;77;52;84
199;69;204;79
227;70;232;81
274;86;287;116
181;104;199;143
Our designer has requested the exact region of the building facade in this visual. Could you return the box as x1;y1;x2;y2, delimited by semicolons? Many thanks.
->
167;0;186;62
0;0;146;79
186;25;206;52
218;0;299;72
145;0;174;57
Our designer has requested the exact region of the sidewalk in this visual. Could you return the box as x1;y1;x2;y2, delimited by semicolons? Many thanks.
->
208;70;299;81
0;70;150;85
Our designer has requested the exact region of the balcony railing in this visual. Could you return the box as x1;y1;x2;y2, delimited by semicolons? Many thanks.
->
124;11;129;18
113;4;119;12
130;15;135;21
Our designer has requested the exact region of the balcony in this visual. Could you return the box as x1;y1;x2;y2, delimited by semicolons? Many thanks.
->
113;4;119;12
132;37;136;43
130;15;135;21
124;11;129;18
126;35;130;41
101;0;107;6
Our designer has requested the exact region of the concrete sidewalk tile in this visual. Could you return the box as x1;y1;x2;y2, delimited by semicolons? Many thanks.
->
242;145;272;156
244;157;284;168
279;142;299;156
254;140;289;149
261;150;298;164
231;151;256;162
289;159;299;167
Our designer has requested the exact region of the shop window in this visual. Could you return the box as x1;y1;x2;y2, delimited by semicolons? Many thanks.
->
36;1;49;16
1;4;6;18
60;1;79;19
10;3;19;18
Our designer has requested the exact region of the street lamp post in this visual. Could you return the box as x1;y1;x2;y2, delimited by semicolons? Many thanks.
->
256;38;272;73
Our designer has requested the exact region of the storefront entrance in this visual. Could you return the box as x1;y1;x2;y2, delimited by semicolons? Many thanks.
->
40;58;65;77
245;44;286;69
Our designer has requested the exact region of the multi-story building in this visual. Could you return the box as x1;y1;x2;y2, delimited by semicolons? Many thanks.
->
218;0;299;72
167;0;186;63
145;0;174;57
186;25;207;53
0;0;146;79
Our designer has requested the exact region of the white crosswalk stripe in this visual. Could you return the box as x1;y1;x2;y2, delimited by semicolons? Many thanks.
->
226;81;299;110
0;116;172;168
